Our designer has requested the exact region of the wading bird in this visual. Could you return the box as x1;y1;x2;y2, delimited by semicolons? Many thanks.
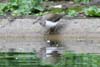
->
39;13;65;28
33;5;68;29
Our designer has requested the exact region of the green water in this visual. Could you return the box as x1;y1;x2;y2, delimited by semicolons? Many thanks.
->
55;52;100;67
1;52;100;67
0;52;41;67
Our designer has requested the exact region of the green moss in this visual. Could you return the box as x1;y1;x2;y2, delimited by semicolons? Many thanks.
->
68;6;84;12
50;8;64;14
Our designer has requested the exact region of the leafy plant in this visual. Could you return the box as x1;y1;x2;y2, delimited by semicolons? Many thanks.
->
67;10;78;17
0;3;7;15
0;0;45;16
83;6;100;17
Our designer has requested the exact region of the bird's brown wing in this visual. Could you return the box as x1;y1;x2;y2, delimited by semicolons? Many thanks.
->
47;14;64;22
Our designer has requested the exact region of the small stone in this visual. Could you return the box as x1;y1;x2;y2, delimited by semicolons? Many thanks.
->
52;5;62;8
69;1;74;5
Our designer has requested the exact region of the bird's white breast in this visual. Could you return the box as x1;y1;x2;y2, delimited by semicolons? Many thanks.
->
45;20;58;28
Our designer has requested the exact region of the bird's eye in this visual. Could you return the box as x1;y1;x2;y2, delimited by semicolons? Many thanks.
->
40;22;45;26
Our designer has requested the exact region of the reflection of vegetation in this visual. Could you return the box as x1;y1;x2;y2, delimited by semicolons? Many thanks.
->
41;64;53;67
0;52;53;67
55;52;100;67
74;0;92;4
0;52;100;67
0;52;41;67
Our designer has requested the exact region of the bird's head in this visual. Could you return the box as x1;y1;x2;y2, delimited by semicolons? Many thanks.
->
39;21;46;27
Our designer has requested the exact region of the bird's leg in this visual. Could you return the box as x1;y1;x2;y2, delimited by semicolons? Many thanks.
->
54;26;58;33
